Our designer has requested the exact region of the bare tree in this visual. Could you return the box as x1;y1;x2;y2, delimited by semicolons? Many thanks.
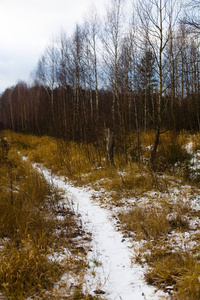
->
8;88;14;131
70;25;89;141
137;0;181;164
102;0;126;128
183;0;200;30
35;39;59;129
83;6;101;123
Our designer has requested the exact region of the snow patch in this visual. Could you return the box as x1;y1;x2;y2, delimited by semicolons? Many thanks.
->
34;164;168;300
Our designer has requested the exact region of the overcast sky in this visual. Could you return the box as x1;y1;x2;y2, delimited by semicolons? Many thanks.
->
0;0;106;93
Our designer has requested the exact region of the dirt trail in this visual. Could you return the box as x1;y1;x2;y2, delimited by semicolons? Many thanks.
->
36;164;168;300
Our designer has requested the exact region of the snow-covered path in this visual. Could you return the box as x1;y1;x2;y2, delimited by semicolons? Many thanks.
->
36;165;167;300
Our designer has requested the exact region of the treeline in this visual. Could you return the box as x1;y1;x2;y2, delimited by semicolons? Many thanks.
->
0;0;200;151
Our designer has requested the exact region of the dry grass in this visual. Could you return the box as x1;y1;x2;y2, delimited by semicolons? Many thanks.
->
175;262;200;300
189;132;200;152
0;133;99;299
119;191;200;300
119;204;169;240
0;240;62;299
89;165;151;190
145;251;186;287
5;130;104;182
0;140;62;298
3;130;200;300
145;249;200;300
119;197;191;242
5;129;192;186
151;131;191;173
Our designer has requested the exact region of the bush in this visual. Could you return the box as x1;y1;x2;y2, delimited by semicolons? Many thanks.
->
152;131;191;172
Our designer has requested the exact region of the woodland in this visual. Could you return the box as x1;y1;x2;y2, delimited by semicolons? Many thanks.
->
1;0;200;164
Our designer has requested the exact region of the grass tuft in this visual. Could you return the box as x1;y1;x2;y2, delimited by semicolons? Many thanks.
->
119;203;171;240
0;239;62;299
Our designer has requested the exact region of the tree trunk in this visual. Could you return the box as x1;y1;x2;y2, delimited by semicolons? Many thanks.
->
106;128;114;165
150;127;160;165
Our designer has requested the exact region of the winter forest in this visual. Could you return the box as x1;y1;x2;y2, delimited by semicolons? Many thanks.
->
1;0;200;163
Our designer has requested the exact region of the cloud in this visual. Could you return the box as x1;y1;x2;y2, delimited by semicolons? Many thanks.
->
0;0;106;92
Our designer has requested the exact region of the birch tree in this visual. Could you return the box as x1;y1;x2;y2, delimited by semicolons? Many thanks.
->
83;7;101;123
102;0;126;128
35;39;58;131
137;0;181;164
